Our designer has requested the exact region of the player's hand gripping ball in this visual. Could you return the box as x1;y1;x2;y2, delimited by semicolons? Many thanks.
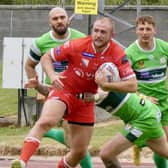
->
96;62;120;82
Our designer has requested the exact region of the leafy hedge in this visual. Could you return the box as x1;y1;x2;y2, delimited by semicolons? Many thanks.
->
0;0;168;5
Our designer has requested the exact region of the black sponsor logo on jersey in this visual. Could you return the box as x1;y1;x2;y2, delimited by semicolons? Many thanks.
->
82;52;95;58
140;98;145;106
122;55;129;64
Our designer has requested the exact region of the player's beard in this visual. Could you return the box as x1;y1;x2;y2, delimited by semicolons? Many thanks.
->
52;24;68;36
94;40;108;51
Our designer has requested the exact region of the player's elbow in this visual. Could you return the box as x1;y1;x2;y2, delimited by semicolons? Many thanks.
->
25;57;37;78
41;53;51;65
26;56;37;67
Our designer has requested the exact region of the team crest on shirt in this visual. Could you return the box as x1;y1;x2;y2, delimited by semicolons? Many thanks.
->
160;56;166;64
148;54;154;61
138;60;144;69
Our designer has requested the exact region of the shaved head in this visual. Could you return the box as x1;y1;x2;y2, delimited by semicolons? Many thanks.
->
48;7;68;19
93;17;114;35
48;7;69;36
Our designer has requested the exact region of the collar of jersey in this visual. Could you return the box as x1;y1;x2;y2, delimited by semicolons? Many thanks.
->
136;37;156;53
50;28;71;43
92;41;111;54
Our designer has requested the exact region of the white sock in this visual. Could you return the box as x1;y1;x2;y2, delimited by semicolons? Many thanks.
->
63;156;74;168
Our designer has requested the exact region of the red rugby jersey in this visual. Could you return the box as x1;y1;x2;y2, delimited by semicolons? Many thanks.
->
50;36;135;94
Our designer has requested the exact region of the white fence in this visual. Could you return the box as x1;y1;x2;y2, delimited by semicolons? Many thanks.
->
2;37;44;89
2;37;44;126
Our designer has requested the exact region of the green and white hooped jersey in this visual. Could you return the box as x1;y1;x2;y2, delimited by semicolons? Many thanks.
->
29;28;85;84
126;38;168;112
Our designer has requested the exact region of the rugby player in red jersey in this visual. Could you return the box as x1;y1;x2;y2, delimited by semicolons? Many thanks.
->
11;17;137;168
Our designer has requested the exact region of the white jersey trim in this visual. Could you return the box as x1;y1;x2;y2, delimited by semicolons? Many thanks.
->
50;28;71;43
28;54;39;63
135;64;167;72
137;77;167;84
136;38;156;52
30;40;42;56
121;74;136;81
135;64;167;83
92;40;110;54
29;40;42;63
111;93;131;114
50;48;56;61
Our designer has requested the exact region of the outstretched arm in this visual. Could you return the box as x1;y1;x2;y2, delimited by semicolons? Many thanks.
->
24;76;51;96
41;52;64;90
25;57;38;79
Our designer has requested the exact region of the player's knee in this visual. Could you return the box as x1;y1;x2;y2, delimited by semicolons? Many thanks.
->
161;152;168;159
100;148;111;162
72;148;87;160
64;133;70;147
36;118;55;131
155;149;168;159
77;149;86;159
78;151;86;160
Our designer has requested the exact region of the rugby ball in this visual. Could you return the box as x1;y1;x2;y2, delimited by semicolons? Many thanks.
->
97;62;120;82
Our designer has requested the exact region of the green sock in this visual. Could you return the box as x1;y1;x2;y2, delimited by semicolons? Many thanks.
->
44;129;93;167
44;129;65;145
153;153;167;168
80;151;93;168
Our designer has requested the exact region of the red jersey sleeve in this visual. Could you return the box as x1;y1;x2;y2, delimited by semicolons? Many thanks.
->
112;43;135;80
117;54;135;80
50;40;73;62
